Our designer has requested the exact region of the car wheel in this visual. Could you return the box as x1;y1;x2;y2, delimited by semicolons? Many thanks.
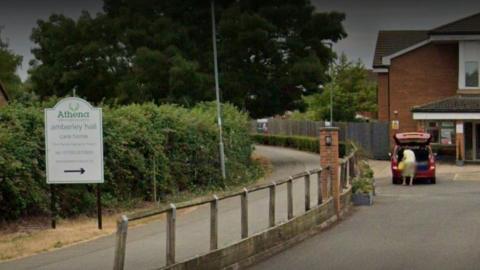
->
431;177;436;184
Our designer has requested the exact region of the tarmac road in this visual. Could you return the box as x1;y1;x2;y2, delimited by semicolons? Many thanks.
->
249;160;480;270
0;145;322;270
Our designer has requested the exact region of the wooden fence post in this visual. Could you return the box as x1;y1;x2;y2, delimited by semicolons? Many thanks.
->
113;215;128;270
241;188;248;239
166;203;176;266
210;195;219;250
304;173;310;211
317;171;322;205
287;177;293;220
269;182;276;227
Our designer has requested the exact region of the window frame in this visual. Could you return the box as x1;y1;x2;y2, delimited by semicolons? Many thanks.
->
425;121;456;145
465;61;479;88
459;41;480;90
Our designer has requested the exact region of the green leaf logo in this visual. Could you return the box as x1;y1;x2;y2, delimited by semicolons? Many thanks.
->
69;102;80;112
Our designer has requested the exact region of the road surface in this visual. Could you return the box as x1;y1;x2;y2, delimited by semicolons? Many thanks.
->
249;160;480;270
0;145;321;270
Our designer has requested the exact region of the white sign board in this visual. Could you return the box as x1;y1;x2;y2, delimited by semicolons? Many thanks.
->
456;122;464;134
45;97;104;184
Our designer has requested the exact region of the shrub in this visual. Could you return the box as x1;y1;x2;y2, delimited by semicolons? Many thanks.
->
251;134;346;157
0;102;261;220
352;160;375;194
351;177;374;194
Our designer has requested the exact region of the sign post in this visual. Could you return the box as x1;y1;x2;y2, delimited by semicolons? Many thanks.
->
45;97;104;229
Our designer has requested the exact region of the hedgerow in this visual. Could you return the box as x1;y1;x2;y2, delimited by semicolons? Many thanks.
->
0;101;261;220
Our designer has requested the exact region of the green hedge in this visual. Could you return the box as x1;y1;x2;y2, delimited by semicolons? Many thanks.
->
0;101;261;220
251;134;346;157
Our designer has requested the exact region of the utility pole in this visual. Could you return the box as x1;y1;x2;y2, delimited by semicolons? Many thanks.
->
322;41;334;126
211;0;226;179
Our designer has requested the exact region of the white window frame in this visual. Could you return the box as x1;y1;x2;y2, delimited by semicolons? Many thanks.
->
459;41;480;90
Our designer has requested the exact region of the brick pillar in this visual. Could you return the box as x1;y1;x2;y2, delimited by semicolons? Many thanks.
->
456;121;464;166
319;127;340;214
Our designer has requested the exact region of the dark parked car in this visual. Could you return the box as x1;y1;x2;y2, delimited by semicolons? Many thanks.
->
391;132;436;185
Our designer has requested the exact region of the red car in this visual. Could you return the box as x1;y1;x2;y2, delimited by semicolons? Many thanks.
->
391;132;436;185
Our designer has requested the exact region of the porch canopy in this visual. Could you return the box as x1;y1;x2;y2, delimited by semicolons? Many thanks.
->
412;95;480;119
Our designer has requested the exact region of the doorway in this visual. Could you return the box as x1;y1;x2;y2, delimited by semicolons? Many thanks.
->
464;122;480;161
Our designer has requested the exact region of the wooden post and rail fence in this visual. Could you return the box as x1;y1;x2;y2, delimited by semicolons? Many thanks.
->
113;128;358;270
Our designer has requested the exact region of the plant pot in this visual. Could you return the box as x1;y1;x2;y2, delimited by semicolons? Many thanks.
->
352;191;373;206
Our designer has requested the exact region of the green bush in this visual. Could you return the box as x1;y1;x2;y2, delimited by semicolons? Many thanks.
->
352;161;375;194
0;102;261;220
251;134;346;157
351;178;374;194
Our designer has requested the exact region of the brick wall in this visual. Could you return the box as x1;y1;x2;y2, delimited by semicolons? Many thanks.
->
387;43;458;134
377;73;389;121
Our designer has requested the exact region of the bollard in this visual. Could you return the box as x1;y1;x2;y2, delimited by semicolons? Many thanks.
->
166;204;176;266
287;177;293;220
241;188;248;239
113;215;128;270
317;171;323;205
269;182;276;227
210;195;219;250
304;173;310;211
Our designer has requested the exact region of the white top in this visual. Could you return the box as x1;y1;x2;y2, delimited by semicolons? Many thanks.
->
403;149;416;163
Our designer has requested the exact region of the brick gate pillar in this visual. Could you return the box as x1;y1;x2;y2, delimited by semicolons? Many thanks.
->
319;127;340;214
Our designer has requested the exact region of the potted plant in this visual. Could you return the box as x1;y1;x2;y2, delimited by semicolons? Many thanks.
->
351;177;374;206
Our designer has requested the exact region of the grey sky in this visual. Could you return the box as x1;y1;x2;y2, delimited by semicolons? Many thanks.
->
1;0;480;80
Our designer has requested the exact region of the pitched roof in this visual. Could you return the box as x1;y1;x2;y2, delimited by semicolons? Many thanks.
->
430;12;480;35
0;81;8;101
411;96;480;113
373;30;429;68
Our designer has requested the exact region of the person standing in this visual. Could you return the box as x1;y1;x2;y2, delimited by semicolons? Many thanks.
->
402;148;416;186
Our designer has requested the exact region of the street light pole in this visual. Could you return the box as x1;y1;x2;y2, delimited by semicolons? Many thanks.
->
322;41;334;126
211;0;226;179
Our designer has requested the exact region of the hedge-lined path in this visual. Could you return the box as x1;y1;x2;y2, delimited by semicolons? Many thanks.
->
249;161;480;270
0;145;322;270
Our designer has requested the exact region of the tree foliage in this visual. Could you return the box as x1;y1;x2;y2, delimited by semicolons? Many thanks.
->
29;0;346;117
296;54;377;122
0;29;23;99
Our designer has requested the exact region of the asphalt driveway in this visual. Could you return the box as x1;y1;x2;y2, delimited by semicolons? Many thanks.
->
249;161;480;270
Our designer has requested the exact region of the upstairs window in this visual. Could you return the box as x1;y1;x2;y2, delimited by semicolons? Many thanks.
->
459;41;480;89
465;61;479;87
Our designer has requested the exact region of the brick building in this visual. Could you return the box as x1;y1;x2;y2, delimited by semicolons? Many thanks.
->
373;12;480;163
0;81;8;107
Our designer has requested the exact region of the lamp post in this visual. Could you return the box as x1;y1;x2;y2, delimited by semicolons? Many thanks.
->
211;0;226;179
322;41;334;126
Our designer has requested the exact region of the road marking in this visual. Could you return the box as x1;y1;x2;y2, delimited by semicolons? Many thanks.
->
454;172;480;181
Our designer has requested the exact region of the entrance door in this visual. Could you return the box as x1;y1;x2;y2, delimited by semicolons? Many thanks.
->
476;124;480;160
464;122;480;160
465;122;473;160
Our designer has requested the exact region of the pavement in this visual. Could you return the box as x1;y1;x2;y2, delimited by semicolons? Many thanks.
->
249;160;480;270
0;145;322;270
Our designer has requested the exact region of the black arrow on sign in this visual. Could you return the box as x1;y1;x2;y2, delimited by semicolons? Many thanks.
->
64;168;86;174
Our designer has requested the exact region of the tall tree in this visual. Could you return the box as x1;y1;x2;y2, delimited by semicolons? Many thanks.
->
0;29;22;99
29;0;346;117
299;54;377;122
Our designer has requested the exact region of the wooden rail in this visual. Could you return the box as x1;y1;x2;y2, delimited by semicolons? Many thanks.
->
113;151;358;270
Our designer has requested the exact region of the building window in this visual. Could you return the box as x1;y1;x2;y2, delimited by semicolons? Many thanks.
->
465;61;479;87
426;121;455;145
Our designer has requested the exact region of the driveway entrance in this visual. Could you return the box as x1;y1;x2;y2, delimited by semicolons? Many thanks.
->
249;161;480;270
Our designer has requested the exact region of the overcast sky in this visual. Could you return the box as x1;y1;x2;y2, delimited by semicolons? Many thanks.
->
1;0;480;80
